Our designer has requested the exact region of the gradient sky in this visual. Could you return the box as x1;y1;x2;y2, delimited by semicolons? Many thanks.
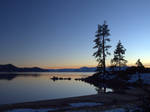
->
0;0;150;68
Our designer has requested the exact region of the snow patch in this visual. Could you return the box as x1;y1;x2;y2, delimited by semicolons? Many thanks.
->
68;108;125;112
102;108;125;112
102;107;141;112
6;108;56;112
68;107;140;112
128;73;150;84
70;102;103;107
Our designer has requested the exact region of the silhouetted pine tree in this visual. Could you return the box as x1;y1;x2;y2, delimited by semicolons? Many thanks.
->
93;21;111;78
136;59;145;81
111;40;127;71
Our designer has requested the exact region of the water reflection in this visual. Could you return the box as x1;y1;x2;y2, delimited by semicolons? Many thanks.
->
0;72;97;105
0;73;41;80
0;72;113;105
49;75;113;93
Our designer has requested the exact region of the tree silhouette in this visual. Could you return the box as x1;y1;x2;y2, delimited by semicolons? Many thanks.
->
111;40;127;71
93;21;111;79
136;59;145;81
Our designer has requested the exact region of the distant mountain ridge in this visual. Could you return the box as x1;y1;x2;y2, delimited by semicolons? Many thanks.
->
0;64;96;72
0;64;134;72
49;67;96;72
0;64;49;72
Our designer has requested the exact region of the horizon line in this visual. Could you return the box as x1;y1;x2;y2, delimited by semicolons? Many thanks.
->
1;63;150;69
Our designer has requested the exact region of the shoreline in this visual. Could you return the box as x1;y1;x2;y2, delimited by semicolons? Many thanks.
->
0;88;145;112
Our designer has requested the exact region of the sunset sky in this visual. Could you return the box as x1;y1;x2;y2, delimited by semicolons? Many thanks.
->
0;0;150;68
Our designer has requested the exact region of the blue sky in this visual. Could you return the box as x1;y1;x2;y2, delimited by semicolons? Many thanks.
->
0;0;150;68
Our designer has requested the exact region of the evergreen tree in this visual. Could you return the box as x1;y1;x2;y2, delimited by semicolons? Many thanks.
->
93;21;111;78
111;40;127;71
136;59;145;81
136;59;144;69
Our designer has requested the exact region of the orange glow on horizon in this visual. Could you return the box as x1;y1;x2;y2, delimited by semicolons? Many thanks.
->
45;65;97;69
45;64;150;69
18;62;150;69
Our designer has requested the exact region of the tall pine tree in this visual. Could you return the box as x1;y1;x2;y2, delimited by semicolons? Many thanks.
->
136;59;145;81
93;21;111;78
111;40;127;71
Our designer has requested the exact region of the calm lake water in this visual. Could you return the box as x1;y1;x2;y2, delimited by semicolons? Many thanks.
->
0;72;111;105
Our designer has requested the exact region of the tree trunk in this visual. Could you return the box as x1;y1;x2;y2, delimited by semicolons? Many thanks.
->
102;35;105;77
119;53;121;71
102;35;106;92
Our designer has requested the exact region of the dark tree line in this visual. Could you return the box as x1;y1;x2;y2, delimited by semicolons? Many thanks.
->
93;21;145;81
93;21;128;79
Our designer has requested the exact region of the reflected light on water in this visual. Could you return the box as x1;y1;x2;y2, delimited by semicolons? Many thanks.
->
0;72;97;105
